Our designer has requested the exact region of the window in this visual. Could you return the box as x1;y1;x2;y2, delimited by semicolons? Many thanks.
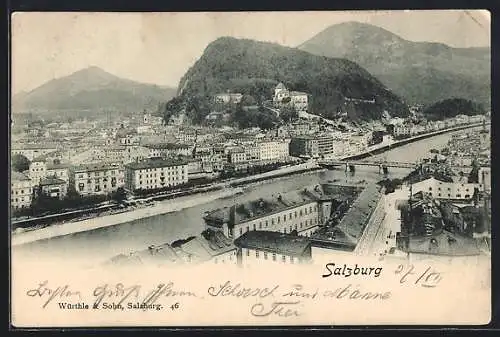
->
294;224;297;230
283;215;286;222
290;256;294;264
256;251;259;258
253;224;256;231
272;253;276;261
277;217;280;224
259;222;262;229
300;210;303;216
246;248;249;256
265;220;268;227
246;226;249;232
264;252;268;260
300;222;303;228
429;187;432;191
309;206;313;213
295;211;297;218
282;255;286;262
289;213;292;220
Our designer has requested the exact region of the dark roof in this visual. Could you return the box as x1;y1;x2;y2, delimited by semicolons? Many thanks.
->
73;163;122;172
125;158;187;170
408;230;481;256
143;143;190;150
204;190;317;226
234;230;311;257
178;230;236;262
46;162;71;170
40;177;66;186
311;183;382;247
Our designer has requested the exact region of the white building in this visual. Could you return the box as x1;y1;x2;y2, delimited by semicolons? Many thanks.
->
70;163;124;196
124;158;188;193
273;83;309;112
478;167;491;193
411;177;481;200
258;140;290;162
234;231;312;268
204;191;321;240
11;171;32;210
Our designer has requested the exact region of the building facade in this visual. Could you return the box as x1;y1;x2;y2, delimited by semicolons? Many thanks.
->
11;171;32;210
70;163;124;196
39;177;68;199
124;158;188;193
234;231;312;268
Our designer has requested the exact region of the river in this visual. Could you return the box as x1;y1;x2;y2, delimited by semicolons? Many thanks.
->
12;126;483;266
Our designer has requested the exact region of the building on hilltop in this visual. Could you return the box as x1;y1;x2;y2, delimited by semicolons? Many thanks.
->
213;92;243;104
273;82;308;112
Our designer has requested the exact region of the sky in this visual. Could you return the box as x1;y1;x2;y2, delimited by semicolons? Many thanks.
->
11;10;490;95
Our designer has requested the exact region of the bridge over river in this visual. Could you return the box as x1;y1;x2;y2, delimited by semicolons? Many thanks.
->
318;159;474;173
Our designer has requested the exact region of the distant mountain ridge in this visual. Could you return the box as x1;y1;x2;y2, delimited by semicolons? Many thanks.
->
298;21;490;106
176;37;409;122
12;66;177;114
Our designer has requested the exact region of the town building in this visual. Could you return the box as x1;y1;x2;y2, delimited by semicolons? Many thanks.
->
478;167;491;193
273;83;309;111
410;177;481;200
175;229;237;265
234;231;312;267
203;188;326;240
289;135;334;158
11;171;32;210
45;162;71;183
124;158;188;193
143;143;192;159
213;92;243;104
39;177;68;199
70;163;124;196
258;140;290;162
12;144;58;161
310;184;384;258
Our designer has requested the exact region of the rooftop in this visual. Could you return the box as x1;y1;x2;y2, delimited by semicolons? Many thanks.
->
125;158;187;170
72;163;122;173
40;177;67;186
46;162;71;170
144;143;191;150
234;230;311;257
178;229;236;263
311;183;383;248
408;230;481;256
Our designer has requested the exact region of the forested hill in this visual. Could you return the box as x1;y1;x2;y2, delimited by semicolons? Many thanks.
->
174;37;409;122
422;98;487;121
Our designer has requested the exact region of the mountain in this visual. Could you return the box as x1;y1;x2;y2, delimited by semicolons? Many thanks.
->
176;37;409;122
12;66;177;114
298;21;490;106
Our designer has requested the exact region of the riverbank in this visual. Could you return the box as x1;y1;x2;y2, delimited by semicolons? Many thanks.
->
11;187;244;246
11;162;319;246
343;122;488;161
11;123;484;246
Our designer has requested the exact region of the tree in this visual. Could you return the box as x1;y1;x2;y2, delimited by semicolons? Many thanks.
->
111;187;127;203
11;154;30;172
280;105;298;123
